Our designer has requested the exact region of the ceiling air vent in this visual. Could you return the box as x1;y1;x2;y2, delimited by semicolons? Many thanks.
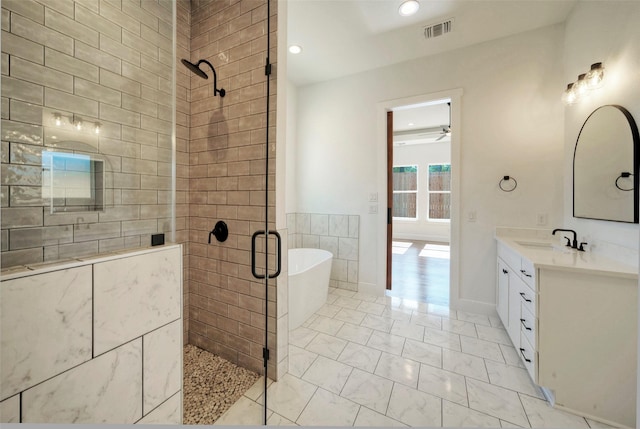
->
424;19;453;39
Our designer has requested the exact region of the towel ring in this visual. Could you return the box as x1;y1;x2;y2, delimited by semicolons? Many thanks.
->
499;175;517;192
615;172;634;191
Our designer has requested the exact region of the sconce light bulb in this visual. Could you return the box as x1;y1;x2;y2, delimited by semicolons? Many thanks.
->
586;62;604;89
94;124;101;134
562;83;577;105
574;73;590;98
54;115;62;126
75;121;82;131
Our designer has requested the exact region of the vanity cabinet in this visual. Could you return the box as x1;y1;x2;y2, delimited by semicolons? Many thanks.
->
496;242;538;382
495;236;637;428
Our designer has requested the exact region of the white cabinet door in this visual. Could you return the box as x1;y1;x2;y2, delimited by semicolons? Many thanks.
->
496;259;510;328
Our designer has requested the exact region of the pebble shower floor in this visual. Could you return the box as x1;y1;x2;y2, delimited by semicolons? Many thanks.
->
183;345;260;424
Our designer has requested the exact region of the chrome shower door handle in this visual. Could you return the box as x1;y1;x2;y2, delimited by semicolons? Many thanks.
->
251;230;282;280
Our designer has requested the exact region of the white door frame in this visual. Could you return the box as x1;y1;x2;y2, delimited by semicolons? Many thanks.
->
375;88;463;307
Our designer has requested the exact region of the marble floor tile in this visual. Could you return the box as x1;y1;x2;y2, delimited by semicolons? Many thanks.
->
337;342;381;373
476;325;511;345
442;399;501;427
353;406;408;427
460;335;505;363
421;302;455;318
386;383;442;427
423;328;462;351
352;292;379;302
315;303;341;318
334;308;367;325
417;363;468;406
466;378;529;427
326;294;339;305
301;313;318;327
500;419;527;428
485;360;543;398
289;327;317;348
519;394;590;428
367;330;406;355
401;338;442;367
265;373;317;422
266;412;296;425
585;417;618;428
213;396;266;426
306;315;344;335
340;368;394;414
357;301;386;315
381;307;413;322
287;345;318;378
374;352;420;388
330;288;357;298
336;322;373;345
334;296;362;309
243;376;273;402
442;348;489;382
361;314;394;333
489;315;504;328
305;332;347;359
297;388;360;426
442;318;478;337
390;320;425;341
456;311;492;327
500;344;525;368
411;312;443;330
301;355;353;394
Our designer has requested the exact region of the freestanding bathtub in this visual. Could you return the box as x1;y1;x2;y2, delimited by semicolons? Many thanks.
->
288;248;333;330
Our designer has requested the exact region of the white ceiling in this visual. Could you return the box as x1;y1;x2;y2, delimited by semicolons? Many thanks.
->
286;0;577;87
393;101;451;145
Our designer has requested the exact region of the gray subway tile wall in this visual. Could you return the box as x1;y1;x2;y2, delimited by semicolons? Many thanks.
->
1;0;179;269
287;213;360;292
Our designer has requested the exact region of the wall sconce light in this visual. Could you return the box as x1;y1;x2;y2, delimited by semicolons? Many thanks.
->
74;120;83;131
585;62;604;89
563;62;605;106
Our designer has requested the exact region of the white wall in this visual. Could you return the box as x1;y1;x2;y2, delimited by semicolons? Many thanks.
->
293;24;565;311
562;1;640;266
285;81;298;214
393;142;451;243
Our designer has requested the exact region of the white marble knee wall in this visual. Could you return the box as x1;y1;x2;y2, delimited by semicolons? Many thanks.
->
0;245;183;424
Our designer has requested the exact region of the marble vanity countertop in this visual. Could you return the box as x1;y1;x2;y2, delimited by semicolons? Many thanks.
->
496;230;638;280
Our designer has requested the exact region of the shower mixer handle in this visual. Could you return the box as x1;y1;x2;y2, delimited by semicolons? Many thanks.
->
208;221;229;243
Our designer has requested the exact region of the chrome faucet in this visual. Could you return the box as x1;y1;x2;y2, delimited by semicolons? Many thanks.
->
552;228;586;251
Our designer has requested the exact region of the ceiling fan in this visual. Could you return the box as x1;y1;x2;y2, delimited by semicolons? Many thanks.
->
435;102;451;141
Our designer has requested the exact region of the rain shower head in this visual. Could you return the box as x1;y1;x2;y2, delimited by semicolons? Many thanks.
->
181;58;226;97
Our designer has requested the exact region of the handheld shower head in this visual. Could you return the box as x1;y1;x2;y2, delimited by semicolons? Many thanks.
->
181;58;226;97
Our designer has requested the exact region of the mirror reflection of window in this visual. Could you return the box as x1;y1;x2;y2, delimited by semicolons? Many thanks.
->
42;151;105;213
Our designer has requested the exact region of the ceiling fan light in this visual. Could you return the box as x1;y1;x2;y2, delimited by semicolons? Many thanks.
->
398;0;420;17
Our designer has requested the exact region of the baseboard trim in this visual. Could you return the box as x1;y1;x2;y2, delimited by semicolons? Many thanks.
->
449;298;496;316
392;233;450;243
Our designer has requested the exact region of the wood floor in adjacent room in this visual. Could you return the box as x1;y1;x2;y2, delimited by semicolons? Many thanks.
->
388;239;450;306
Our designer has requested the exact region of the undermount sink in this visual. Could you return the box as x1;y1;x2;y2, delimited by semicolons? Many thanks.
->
514;240;574;253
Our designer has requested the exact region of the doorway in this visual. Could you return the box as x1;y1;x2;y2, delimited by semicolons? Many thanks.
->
387;100;452;305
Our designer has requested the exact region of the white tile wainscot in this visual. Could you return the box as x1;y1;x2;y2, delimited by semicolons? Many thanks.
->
495;229;637;429
0;244;183;424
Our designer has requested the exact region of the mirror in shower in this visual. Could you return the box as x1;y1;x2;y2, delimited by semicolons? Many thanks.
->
573;105;639;223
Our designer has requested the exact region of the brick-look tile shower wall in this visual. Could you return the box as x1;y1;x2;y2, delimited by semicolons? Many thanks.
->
177;0;191;344
1;0;176;269
188;0;277;375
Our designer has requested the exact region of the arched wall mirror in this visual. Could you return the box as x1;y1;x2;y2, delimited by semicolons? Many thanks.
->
573;105;640;223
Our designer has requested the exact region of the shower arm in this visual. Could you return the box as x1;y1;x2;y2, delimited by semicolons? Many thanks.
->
197;59;226;98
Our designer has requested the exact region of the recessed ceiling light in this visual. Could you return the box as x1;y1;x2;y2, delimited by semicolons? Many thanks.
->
408;122;414;126
398;0;420;17
289;45;303;54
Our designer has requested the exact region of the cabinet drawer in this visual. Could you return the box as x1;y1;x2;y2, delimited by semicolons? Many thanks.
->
519;334;537;382
520;258;536;291
520;304;536;348
518;284;536;315
497;242;521;273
